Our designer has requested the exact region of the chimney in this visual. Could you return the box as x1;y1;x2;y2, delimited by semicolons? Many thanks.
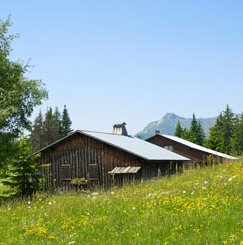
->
113;122;128;136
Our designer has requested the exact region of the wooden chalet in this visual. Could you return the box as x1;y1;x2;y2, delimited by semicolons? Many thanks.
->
147;134;237;167
36;124;189;189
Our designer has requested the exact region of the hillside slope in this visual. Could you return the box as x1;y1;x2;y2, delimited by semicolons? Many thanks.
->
0;161;242;244
136;113;217;139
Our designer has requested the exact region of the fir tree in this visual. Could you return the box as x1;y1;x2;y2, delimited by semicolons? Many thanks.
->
232;116;240;155
43;108;59;146
221;105;235;154
175;121;183;137
196;122;205;146
3;137;48;198
189;113;198;143
53;107;62;137
232;114;243;155
188;114;205;145
238;114;243;154
61;105;72;137
30;106;73;150
206;114;224;152
31;111;44;152
181;128;191;141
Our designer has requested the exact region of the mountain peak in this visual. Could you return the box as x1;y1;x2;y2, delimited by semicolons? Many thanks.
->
163;113;179;120
136;113;217;139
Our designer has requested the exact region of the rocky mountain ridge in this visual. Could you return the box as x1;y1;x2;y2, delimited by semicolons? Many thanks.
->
136;113;217;139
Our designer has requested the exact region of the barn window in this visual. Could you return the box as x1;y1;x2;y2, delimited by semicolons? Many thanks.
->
88;164;99;180
61;164;71;181
164;145;173;151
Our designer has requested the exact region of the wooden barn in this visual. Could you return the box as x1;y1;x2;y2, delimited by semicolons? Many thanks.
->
147;134;237;166
35;124;189;189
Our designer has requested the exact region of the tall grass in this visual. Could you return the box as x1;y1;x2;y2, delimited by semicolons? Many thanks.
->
0;161;242;244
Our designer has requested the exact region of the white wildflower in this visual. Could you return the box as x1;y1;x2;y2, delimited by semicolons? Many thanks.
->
146;193;153;198
91;192;99;196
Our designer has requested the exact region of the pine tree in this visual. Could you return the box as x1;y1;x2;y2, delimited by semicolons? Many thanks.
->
232;114;243;155
232;116;240;155
175;121;183;137
188;114;205;145
61;105;72;137
221;105;235;154
43;108;59;146
30;106;73;150
31;111;44;152
53;107;62;137
181;128;191;141
196;122;205;146
206;114;224;152
3;137;49;198
238;114;243;154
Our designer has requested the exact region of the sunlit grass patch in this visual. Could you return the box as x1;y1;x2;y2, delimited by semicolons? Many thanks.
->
0;160;242;244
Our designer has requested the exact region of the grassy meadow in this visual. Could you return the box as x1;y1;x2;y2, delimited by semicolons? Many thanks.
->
0;160;242;245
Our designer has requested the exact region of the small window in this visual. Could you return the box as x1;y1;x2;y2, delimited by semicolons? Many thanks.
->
88;164;99;179
61;165;71;180
164;145;173;151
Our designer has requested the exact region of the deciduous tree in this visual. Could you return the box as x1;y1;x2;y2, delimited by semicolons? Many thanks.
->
0;17;48;168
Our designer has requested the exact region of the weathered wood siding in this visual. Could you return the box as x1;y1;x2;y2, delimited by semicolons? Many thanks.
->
38;132;184;189
147;135;223;166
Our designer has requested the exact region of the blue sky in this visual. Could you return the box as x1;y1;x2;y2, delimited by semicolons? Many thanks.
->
1;1;243;135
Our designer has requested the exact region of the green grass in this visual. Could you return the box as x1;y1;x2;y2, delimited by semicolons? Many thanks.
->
0;161;242;245
0;179;10;197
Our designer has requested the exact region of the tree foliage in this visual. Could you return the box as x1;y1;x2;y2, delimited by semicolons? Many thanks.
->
174;114;205;146
31;105;72;151
206;106;237;155
3;138;48;198
0;17;48;168
61;105;72;137
175;121;183;138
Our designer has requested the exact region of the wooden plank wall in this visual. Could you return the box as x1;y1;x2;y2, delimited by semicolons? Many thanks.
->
38;133;186;189
147;135;223;167
39;133;144;189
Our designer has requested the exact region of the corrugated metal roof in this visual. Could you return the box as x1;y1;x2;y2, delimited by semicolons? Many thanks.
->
80;130;189;161
159;134;238;160
108;166;141;174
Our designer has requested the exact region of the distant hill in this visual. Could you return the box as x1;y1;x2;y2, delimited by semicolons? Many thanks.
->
136;113;217;139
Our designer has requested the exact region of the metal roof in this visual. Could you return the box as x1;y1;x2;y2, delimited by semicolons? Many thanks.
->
108;166;141;174
79;130;189;161
158;134;238;160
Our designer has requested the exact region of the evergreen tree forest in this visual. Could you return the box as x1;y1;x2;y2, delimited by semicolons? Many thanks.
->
175;105;243;156
30;105;73;152
175;114;205;146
